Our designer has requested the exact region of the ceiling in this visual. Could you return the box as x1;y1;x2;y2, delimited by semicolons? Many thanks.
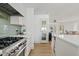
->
24;3;79;22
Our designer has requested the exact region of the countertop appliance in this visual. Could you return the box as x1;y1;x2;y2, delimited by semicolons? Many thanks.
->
0;37;26;56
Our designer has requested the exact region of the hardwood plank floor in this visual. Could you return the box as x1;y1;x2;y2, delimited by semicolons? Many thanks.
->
29;42;53;56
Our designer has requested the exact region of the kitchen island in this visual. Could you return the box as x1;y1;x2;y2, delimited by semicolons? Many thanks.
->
52;34;79;56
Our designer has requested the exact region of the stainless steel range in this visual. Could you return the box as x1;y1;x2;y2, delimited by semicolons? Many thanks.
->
0;37;26;56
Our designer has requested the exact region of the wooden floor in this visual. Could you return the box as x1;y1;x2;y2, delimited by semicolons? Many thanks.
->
29;42;53;56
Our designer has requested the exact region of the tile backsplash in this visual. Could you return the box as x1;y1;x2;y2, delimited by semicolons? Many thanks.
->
0;10;21;35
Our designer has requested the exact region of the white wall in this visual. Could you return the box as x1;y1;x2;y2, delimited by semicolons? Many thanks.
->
25;8;50;44
34;14;49;43
61;19;79;31
34;15;42;43
24;8;35;48
63;22;74;31
49;18;79;34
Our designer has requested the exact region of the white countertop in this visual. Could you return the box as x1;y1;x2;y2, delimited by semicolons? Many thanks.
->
0;34;27;38
54;34;79;47
9;35;27;37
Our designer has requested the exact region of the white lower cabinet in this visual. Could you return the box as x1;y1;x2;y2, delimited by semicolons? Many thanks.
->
55;37;78;56
25;37;33;56
51;37;55;55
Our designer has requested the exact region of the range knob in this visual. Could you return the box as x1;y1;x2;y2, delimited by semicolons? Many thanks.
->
9;49;15;56
8;53;11;56
15;47;19;52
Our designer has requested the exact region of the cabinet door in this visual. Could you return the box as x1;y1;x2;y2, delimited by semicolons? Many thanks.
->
55;38;77;56
26;38;32;55
19;17;23;25
10;16;19;25
10;16;24;25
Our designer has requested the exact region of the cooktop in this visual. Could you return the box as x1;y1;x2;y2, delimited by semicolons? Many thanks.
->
0;37;24;49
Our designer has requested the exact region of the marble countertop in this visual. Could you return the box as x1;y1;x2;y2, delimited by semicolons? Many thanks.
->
53;34;79;47
0;34;27;38
9;34;27;37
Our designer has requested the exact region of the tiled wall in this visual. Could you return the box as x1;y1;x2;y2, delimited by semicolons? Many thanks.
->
0;10;21;35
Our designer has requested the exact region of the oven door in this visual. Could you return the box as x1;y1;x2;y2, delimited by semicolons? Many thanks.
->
18;48;25;56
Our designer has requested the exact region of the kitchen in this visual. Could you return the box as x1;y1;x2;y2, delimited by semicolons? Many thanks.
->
0;3;79;56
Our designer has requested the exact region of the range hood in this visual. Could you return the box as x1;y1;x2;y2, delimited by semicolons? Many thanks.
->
0;3;23;16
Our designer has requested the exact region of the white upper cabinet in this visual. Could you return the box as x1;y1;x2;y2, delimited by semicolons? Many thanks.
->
10;16;24;25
